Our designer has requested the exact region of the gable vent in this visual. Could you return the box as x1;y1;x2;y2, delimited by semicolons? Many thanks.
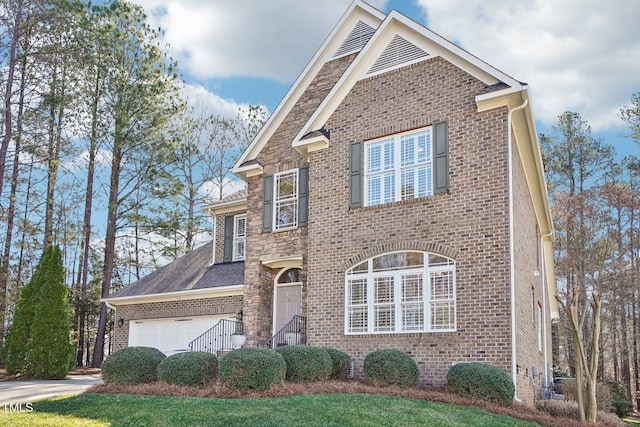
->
367;35;428;75
333;20;376;58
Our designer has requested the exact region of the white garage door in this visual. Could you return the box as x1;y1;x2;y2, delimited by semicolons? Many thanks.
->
128;314;234;356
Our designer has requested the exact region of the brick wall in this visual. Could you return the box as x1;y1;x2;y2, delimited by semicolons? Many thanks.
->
244;54;547;402
303;57;513;389
112;295;243;351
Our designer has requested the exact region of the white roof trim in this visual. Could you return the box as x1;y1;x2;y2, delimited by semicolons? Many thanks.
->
202;199;247;215
231;1;385;179
102;284;244;306
293;10;525;144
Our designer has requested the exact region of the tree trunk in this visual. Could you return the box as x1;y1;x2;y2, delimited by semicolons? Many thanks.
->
91;113;123;367
0;0;24;199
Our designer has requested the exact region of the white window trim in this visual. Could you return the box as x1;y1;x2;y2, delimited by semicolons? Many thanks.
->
232;214;246;261
273;169;299;231
344;251;456;335
363;127;433;207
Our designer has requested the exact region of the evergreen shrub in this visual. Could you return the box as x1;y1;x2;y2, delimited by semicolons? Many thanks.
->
363;349;419;388
325;348;351;380
101;346;166;385
157;351;218;387
218;347;285;392
446;362;514;406
276;345;332;383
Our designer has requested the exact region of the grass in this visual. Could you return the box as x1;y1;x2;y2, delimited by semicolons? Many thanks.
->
2;393;541;427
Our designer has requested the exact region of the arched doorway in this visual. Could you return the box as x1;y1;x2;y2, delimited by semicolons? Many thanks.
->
273;268;302;334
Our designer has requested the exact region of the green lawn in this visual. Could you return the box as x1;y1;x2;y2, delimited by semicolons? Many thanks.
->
1;393;540;427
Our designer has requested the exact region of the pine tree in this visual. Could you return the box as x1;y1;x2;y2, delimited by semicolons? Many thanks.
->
1;246;74;378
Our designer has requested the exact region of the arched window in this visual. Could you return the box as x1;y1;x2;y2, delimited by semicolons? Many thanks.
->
345;251;456;334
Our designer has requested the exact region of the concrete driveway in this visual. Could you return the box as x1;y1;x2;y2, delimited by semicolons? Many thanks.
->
0;374;102;403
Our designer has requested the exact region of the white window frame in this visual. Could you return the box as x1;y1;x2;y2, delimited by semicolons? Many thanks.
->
364;127;433;207
345;251;456;334
232;214;246;261
273;169;299;231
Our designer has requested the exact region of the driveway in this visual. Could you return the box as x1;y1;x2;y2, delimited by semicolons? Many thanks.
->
0;374;103;403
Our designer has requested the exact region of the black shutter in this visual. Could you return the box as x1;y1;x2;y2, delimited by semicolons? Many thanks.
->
298;167;309;226
433;121;449;194
349;141;363;208
223;215;234;262
262;175;273;232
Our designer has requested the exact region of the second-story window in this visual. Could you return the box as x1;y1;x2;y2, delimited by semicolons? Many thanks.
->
274;169;299;230
365;127;432;206
233;214;246;261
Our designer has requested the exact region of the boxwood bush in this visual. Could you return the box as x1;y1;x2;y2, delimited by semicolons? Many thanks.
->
363;349;419;388
218;347;286;392
276;345;332;383
446;362;514;406
101;346;166;385
325;348;351;380
157;351;218;387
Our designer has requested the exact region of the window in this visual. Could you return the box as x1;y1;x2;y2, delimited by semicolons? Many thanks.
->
345;251;456;334
365;128;432;206
274;169;298;230
233;215;246;261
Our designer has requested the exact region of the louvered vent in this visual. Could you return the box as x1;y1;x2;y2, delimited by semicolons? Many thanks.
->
333;20;376;58
367;35;428;75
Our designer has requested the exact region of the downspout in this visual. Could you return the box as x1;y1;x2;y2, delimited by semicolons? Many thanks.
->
508;98;528;402
541;231;553;388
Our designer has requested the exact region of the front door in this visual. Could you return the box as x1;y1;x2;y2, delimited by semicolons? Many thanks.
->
273;268;302;333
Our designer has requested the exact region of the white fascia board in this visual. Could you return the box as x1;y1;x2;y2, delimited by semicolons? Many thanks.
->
231;1;385;179
202;199;247;216
294;11;523;143
102;285;244;306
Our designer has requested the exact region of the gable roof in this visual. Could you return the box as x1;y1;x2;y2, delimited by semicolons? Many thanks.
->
232;0;530;175
231;0;385;180
103;241;244;305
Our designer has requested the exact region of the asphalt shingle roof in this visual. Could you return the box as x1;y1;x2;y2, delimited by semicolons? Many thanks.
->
108;241;244;298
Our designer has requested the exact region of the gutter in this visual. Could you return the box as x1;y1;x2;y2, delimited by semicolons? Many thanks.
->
508;97;528;403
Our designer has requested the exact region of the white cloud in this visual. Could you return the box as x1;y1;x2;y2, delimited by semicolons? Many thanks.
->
180;83;245;118
416;0;640;130
137;0;387;83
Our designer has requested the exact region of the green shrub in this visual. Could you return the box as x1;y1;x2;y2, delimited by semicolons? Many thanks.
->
101;346;166;385
363;349;419;388
325;348;351;380
157;351;217;387
446;363;514;406
218;347;286;392
276;345;332;383
602;377;634;418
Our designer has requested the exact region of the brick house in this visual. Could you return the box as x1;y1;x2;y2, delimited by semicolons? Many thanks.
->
104;0;557;404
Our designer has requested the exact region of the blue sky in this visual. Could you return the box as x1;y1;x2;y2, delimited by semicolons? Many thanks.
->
137;0;639;159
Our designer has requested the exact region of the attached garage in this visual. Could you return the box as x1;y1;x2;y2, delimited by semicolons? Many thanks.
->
128;314;235;356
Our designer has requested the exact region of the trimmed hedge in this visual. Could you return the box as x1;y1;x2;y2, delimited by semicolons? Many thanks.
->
218;347;286;392
101;346;166;385
446;363;514;406
325;348;351;380
157;351;218;387
276;345;332;383
363;349;419;388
